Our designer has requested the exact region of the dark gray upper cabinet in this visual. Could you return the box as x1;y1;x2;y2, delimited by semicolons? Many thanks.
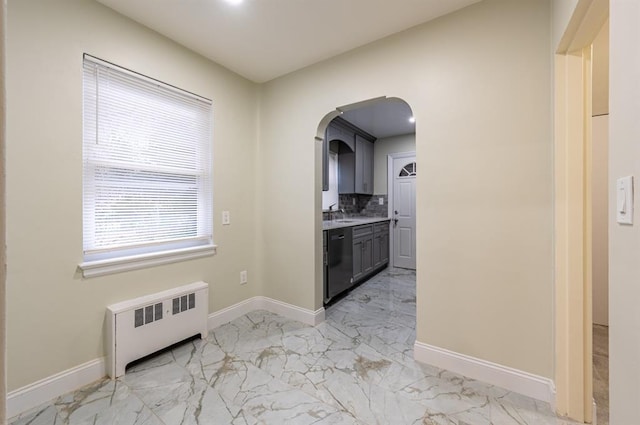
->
340;134;373;195
323;119;355;192
326;121;356;151
322;137;329;191
354;135;373;195
324;117;375;195
338;145;355;194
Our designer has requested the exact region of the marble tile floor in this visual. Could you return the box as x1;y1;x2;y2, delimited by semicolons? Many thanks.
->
11;268;583;425
593;324;608;425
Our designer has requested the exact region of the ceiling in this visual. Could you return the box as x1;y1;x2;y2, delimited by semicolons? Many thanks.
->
96;0;481;83
95;0;475;137
341;98;415;139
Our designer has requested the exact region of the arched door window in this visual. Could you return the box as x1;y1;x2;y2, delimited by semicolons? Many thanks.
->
399;162;417;177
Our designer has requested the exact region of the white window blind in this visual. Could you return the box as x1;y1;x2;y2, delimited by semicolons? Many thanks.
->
82;55;213;264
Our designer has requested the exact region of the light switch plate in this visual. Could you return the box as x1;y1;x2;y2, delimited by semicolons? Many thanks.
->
378;197;384;205
616;176;633;224
222;211;230;225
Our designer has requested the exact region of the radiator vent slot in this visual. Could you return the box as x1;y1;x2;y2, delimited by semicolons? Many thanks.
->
106;281;208;378
172;293;195;315
134;302;164;328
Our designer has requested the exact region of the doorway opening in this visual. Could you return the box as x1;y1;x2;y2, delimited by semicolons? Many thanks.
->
388;152;417;269
591;18;609;425
317;97;417;316
553;1;609;423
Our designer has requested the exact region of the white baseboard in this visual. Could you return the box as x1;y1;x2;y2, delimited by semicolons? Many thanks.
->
413;341;555;404
9;297;324;420
259;297;325;326
7;357;106;420
207;297;261;330
208;296;325;330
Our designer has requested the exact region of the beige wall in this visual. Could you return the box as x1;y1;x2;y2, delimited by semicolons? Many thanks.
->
7;0;558;398
259;0;553;378
373;133;416;195
609;1;640;421
6;0;260;391
592;20;609;117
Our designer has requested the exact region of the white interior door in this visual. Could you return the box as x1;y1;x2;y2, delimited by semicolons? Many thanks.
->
391;155;416;269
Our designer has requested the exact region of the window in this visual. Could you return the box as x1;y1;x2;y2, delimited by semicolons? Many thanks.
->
80;55;214;277
399;162;416;177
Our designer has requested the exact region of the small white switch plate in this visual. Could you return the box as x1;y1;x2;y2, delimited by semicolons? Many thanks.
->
222;211;230;225
352;198;356;206
616;176;634;225
240;270;247;284
378;197;384;205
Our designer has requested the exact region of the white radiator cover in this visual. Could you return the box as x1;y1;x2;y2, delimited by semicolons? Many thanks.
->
106;281;209;378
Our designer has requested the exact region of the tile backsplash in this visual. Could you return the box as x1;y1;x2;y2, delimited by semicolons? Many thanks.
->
322;194;388;220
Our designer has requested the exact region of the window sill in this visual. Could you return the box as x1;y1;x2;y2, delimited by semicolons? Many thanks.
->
78;245;217;278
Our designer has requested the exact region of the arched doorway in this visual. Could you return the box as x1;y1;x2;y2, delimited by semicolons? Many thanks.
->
315;96;417;315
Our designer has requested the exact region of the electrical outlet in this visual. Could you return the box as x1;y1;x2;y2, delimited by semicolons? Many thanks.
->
240;270;247;284
222;211;230;225
378;197;384;205
352;198;356;206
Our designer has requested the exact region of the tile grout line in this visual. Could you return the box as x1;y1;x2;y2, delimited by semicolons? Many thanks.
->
117;378;169;425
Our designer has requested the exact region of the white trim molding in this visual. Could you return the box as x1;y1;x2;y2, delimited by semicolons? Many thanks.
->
208;296;325;330
79;245;217;278
414;341;556;404
207;297;260;330
260;297;325;326
7;358;106;420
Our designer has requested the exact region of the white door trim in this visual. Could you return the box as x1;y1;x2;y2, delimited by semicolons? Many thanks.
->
388;151;416;268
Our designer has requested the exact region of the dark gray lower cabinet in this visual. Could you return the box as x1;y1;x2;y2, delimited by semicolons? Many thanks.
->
352;222;388;283
373;222;389;269
353;226;374;282
325;220;390;304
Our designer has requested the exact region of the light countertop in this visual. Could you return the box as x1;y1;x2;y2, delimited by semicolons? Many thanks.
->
322;216;390;230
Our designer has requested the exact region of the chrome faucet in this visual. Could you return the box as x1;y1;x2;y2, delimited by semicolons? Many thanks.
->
328;203;336;221
327;204;347;222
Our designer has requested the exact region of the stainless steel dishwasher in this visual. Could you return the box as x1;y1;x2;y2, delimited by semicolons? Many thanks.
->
325;227;353;303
